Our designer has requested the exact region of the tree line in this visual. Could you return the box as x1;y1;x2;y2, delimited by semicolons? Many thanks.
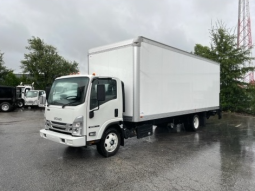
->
1;23;255;114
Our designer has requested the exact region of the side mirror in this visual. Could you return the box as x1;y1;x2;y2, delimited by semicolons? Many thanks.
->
46;86;51;100
89;84;105;119
89;111;94;118
97;84;105;101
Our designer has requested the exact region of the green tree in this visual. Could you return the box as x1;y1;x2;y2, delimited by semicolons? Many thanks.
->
18;74;34;86
194;22;254;113
21;37;79;90
2;72;20;86
0;51;19;86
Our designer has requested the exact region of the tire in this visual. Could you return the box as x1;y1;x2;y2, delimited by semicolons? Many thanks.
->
191;114;200;131
17;100;24;108
97;128;120;157
0;102;12;112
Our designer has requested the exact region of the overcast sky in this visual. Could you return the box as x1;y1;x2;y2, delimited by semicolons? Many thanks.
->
1;0;255;74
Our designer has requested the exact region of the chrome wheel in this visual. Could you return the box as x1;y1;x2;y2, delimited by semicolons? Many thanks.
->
193;115;199;130
1;102;11;112
104;132;118;153
97;127;120;157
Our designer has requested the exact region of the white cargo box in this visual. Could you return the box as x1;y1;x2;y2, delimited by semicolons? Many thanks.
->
88;36;220;122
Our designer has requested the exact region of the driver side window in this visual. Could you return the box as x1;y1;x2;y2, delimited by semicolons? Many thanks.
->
90;79;117;110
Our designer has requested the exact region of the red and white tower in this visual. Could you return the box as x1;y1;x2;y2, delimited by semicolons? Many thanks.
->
237;0;253;83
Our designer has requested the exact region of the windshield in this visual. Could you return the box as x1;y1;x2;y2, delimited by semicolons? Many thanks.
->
48;77;89;106
26;91;38;98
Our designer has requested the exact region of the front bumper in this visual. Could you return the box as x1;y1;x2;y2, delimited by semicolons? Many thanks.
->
25;103;37;106
40;129;86;147
25;102;38;106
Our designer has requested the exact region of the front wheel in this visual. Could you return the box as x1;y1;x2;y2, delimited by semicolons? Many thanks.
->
97;128;120;157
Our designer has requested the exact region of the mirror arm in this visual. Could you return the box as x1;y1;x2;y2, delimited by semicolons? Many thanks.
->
89;102;100;119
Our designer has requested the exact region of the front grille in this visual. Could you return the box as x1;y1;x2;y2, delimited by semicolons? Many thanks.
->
52;121;66;126
52;125;66;130
50;121;72;134
49;129;72;135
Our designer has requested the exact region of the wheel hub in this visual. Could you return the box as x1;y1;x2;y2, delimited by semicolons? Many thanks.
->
193;116;199;129
104;133;118;152
2;104;9;111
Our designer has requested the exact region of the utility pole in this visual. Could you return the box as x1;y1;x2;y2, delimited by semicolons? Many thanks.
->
237;0;253;83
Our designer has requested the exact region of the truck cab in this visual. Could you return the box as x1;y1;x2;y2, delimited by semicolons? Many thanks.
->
24;90;46;107
16;83;34;107
40;75;124;157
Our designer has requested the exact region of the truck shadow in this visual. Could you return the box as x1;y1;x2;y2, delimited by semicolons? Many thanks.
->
62;146;101;159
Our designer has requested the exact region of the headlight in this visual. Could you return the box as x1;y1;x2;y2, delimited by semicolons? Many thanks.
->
45;120;50;130
72;116;83;136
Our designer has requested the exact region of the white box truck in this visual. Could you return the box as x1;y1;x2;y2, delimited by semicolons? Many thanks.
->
40;36;221;157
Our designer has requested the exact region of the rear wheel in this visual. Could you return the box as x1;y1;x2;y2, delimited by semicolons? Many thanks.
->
184;114;200;131
0;102;12;112
17;100;24;108
97;128;120;157
191;114;200;131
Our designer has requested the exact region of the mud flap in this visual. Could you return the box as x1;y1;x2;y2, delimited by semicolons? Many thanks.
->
136;124;153;139
200;112;206;127
217;109;222;119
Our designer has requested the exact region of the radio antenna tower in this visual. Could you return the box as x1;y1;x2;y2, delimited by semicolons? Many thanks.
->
237;0;253;83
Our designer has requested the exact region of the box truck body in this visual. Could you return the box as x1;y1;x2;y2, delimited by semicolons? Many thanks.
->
88;37;220;122
40;37;221;157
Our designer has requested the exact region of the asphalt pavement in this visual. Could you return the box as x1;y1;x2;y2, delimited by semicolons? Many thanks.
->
0;108;255;191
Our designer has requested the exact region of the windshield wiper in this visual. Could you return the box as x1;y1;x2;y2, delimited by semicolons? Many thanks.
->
62;101;78;108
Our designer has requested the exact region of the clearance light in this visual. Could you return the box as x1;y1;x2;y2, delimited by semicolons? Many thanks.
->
92;73;96;76
89;132;96;136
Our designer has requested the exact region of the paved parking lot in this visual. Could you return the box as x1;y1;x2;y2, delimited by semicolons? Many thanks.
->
0;108;255;191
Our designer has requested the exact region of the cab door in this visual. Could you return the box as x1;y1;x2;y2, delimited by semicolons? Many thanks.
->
86;78;122;141
38;91;45;105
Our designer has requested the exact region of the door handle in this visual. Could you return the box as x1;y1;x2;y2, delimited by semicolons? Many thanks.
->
115;109;118;117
